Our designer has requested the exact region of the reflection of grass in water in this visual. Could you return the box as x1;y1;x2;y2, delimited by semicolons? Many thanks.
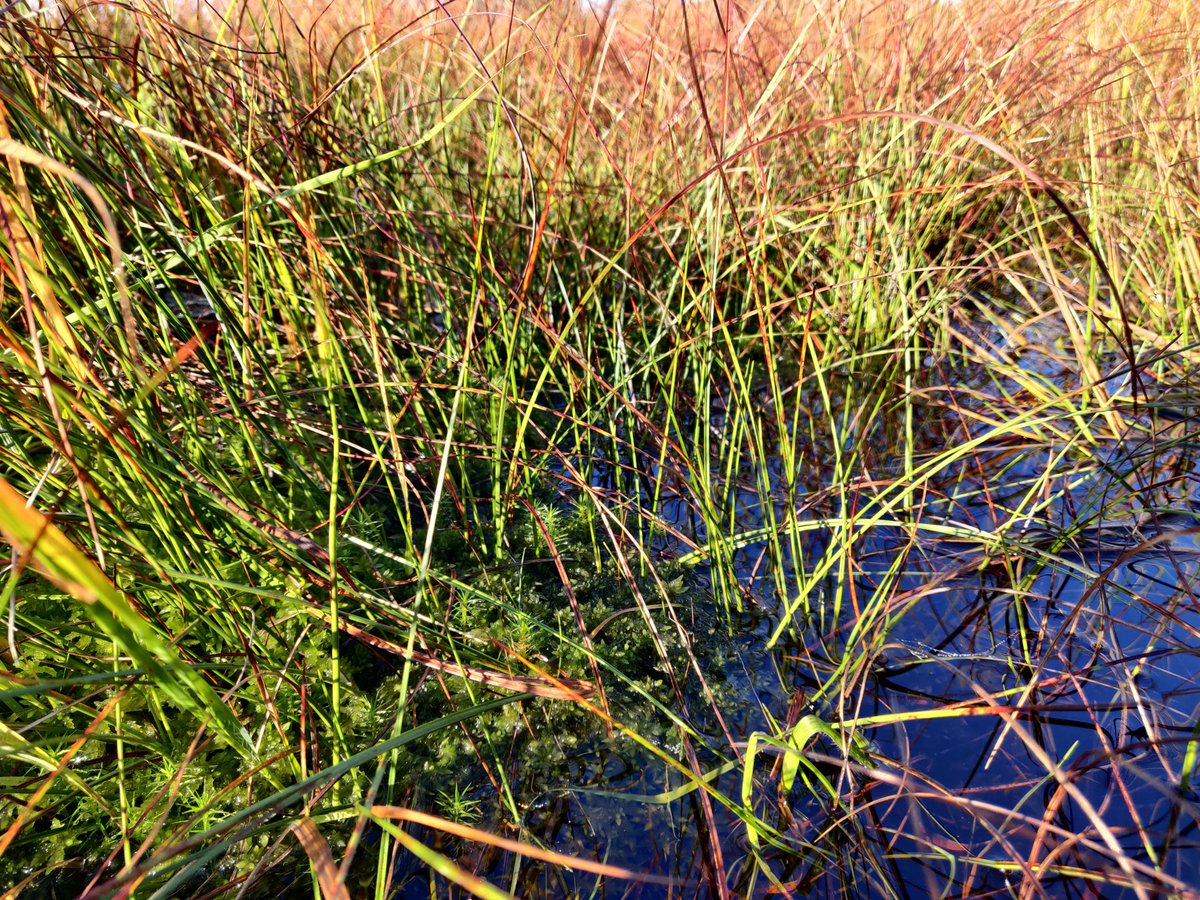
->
1;0;1199;895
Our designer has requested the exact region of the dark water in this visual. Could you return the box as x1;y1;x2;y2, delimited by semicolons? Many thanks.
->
418;315;1200;898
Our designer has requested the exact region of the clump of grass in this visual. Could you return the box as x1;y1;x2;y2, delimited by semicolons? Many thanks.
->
1;0;1199;896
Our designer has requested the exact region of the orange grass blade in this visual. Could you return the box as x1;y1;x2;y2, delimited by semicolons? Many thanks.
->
292;818;351;900
341;623;596;701
370;807;675;887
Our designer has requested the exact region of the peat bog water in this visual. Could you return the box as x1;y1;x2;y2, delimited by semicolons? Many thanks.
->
20;297;1194;900
383;306;1200;897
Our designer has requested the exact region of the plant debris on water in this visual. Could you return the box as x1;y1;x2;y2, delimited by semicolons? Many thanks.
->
1;0;1199;896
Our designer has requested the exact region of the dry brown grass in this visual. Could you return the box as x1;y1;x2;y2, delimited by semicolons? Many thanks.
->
117;0;1186;131
24;0;1198;309
37;0;1193;235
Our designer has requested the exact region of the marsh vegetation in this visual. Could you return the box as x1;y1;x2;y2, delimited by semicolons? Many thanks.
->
1;0;1198;895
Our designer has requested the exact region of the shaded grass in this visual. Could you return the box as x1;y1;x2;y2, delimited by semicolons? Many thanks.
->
1;0;1199;895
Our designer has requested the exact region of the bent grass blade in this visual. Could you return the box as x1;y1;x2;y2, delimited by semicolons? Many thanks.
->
0;475;253;757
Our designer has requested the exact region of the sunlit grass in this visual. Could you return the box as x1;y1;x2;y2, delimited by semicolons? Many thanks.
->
0;0;1198;895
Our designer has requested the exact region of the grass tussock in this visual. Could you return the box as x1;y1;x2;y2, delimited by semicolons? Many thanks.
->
1;0;1199;895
